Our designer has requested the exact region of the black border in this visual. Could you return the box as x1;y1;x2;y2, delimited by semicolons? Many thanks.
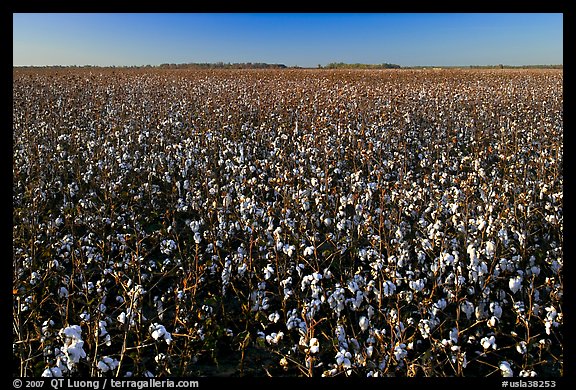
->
9;1;568;13
10;0;569;386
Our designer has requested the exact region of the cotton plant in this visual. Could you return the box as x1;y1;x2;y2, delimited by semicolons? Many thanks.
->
149;323;173;345
41;325;87;375
13;68;562;377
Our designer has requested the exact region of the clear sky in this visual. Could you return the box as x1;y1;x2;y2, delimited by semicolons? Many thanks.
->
13;13;563;67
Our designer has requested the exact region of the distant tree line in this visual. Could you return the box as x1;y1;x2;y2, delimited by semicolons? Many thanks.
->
323;62;402;69
468;64;563;69
14;63;562;71
158;62;288;69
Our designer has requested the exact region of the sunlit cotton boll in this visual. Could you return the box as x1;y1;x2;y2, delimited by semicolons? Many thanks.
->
359;316;369;332
309;337;320;354
263;264;275;280
97;356;119;373
487;316;499;328
265;332;284;345
58;325;87;370
485;241;496;259
41;367;63;377
382;280;396;296
499;361;514;377
516;341;528;355
480;335;497;350
409;279;425;292
394;344;408;361
149;323;172;345
335;349;352;369
509;275;523;294
268;312;280;323
283;244;296;257
461;300;475;320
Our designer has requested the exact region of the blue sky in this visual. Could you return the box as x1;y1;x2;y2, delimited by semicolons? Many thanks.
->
13;13;563;67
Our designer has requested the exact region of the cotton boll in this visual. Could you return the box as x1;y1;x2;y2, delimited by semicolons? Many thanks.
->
499;361;514;377
41;367;63;377
485;241;496;258
509;275;523;294
309;338;320;354
97;356;119;373
480;335;497;350
303;246;315;257
149;323;172;345
516;341;527;355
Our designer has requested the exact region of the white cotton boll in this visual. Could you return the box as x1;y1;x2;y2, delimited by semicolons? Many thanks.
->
78;312;90;323
155;353;166;364
359;316;369;332
283;244;295;257
409;279;425;292
509;275;523;294
480;335;496;350
383;280;396;297
268;312;280;323
487;316;498;328
303;246;315;257
60;325;83;341
490;302;503;318
466;244;477;262
443;252;455;266
149;323;172;344
394;344;407;361
41;367;63;377
150;324;166;340
336;349;352;368
367;305;375;319
460;301;474;319
237;263;247;277
265;332;284;345
485;241;496;258
58;287;69;298
516;341;527;355
499;361;514;377
194;232;202;244
419;319;432;339
273;226;282;237
309;338;320;354
449;328;458;344
97;356;119;372
395;227;403;240
366;345;374;358
63;342;87;369
261;297;270;311
98;320;108;337
263;264;275;280
275;241;283;251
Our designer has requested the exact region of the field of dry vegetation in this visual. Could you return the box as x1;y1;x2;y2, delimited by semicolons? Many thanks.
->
13;68;562;377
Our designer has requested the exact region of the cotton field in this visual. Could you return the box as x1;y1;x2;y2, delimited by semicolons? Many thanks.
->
13;68;563;377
